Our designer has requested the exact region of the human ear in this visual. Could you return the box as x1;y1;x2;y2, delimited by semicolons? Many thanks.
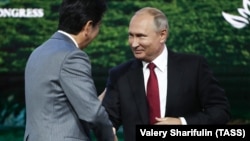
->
82;20;93;36
160;29;167;43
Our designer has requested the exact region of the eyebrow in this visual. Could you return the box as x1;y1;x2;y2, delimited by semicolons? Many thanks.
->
128;32;147;37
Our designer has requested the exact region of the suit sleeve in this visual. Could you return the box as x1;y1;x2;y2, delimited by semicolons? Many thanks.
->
185;56;231;124
59;50;114;140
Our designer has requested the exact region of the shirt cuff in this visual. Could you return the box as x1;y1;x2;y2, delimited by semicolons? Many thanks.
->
179;117;187;125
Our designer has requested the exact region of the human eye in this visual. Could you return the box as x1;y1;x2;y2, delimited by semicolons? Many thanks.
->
137;34;146;38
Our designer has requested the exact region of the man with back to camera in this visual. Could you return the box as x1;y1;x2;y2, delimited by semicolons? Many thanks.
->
24;0;117;141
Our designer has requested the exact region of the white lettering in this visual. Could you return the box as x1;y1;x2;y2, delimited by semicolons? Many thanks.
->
170;129;213;136
140;129;168;138
0;8;44;18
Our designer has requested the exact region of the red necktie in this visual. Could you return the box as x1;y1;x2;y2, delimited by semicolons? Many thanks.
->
147;62;160;124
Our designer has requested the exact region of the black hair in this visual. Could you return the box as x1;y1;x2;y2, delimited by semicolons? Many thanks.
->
58;0;107;35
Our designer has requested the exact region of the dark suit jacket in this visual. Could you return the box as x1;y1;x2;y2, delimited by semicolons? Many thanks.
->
103;48;230;141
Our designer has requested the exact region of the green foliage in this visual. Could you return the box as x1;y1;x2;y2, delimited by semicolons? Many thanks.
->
0;0;250;129
168;0;250;66
0;0;60;72
0;128;24;141
0;0;249;72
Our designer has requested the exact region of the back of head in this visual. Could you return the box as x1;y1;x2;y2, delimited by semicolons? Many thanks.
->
58;0;107;35
135;7;169;34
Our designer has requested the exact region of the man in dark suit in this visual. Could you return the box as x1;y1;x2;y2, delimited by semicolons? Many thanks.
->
24;0;116;141
102;7;230;141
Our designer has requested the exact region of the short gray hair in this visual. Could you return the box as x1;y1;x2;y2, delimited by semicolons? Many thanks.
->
135;7;169;33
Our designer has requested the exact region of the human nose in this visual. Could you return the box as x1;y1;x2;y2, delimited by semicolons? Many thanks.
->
129;37;139;48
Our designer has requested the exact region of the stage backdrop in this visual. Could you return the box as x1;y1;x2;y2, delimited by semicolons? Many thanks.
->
0;0;249;130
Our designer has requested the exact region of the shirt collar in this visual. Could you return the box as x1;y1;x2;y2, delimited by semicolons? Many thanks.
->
57;30;79;48
143;45;168;72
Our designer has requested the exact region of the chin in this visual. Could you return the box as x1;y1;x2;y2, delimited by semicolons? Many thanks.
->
134;54;144;60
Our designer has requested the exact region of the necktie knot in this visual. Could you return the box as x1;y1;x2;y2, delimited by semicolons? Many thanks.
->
147;62;156;70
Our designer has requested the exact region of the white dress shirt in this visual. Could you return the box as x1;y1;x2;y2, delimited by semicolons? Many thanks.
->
142;45;187;125
143;45;168;118
58;30;79;48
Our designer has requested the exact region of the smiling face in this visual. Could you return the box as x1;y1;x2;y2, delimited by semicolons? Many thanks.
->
128;13;167;62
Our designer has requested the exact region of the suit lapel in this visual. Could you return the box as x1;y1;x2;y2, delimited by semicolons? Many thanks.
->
125;49;183;121
127;60;149;124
